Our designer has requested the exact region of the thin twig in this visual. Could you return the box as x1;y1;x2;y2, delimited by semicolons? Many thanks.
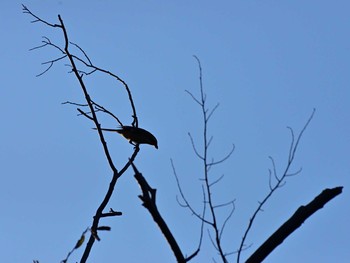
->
237;109;316;263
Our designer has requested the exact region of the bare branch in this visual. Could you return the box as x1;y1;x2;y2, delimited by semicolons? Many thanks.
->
23;8;143;263
77;108;94;121
184;185;207;262
208;229;219;251
132;162;186;263
185;89;202;106
22;5;61;28
237;109;316;263
220;201;235;240
207;135;213;149
213;200;236;209
288;108;316;163
287;126;295;162
30;37;65;55
209;174;225;188
188;133;204;160
268;156;279;182
208;144;235;167
286;167;303;177
92;101;124;127
183;56;232;263
70;42;93;65
171;159;211;224
99;210;123;218
207;103;220;121
62;101;88;107
246;187;343;263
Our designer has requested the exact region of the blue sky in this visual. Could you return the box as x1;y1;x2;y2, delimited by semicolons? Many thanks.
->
1;1;349;262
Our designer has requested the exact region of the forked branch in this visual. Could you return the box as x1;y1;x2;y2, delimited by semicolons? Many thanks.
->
174;56;235;263
23;5;141;263
237;109;316;263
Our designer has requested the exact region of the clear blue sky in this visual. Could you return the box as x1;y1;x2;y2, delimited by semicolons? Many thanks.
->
1;1;349;262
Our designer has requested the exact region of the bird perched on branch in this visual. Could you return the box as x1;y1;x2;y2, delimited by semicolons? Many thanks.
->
94;126;158;149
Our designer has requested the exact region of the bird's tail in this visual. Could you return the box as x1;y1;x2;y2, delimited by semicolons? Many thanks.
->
92;127;123;133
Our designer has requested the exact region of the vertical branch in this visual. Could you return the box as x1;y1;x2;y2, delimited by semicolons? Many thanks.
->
195;56;228;263
185;56;234;263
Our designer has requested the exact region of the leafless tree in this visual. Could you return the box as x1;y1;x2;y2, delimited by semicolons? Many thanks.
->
23;4;188;263
171;58;343;263
23;5;343;263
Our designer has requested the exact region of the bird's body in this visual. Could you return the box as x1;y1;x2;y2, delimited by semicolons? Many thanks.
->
97;126;158;149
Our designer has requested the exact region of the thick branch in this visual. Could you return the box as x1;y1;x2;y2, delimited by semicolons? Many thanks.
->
245;186;343;263
131;162;186;263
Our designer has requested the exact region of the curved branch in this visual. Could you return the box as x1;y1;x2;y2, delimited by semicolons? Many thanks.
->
237;109;316;263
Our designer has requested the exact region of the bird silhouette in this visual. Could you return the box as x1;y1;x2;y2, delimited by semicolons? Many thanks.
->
94;126;158;149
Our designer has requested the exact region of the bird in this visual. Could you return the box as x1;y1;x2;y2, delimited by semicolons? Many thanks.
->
94;126;158;149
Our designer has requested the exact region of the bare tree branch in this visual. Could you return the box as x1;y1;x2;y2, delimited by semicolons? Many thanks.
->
171;159;210;224
246;186;343;263
237;109;316;263
188;132;205;160
131;162;187;263
175;56;235;263
23;6;143;263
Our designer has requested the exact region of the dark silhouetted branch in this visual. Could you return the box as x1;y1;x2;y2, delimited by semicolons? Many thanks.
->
131;162;187;263
23;6;142;263
246;186;343;263
175;56;235;263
